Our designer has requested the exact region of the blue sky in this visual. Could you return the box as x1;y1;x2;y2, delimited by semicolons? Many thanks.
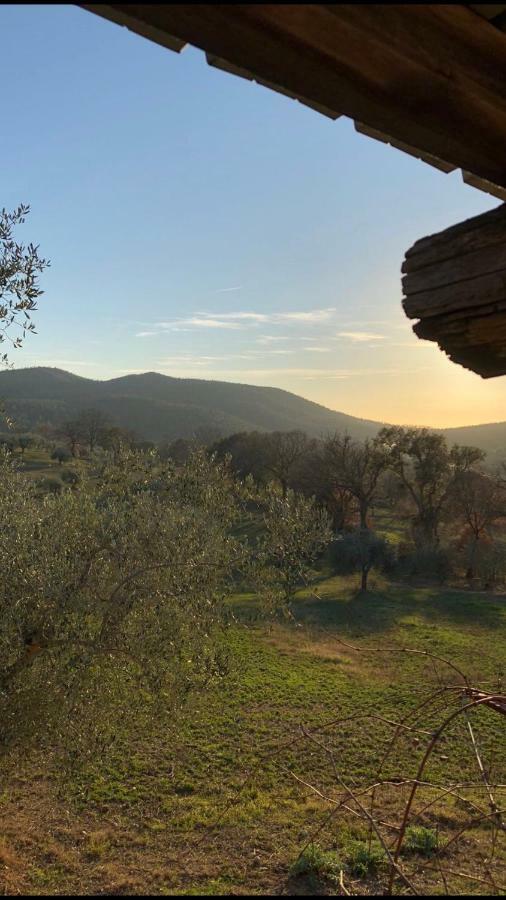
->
2;3;504;426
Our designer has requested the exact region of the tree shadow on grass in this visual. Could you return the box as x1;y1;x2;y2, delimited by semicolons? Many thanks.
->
231;571;506;644
292;591;400;640
289;580;506;640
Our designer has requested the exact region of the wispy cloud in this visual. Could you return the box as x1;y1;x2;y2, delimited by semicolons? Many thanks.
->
156;317;241;331
304;346;331;352
142;307;337;335
197;308;336;324
157;353;257;366
211;285;244;294
135;331;157;338
336;331;386;342
256;334;290;344
277;308;336;322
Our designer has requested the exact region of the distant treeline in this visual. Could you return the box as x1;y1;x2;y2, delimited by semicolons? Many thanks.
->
6;408;506;593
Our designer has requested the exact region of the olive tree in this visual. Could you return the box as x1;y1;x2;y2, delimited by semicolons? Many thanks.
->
0;449;236;751
0;204;49;366
330;530;394;592
0;448;330;757
254;485;331;614
16;434;34;456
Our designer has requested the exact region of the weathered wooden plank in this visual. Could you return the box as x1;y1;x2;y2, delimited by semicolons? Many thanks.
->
79;4;187;52
206;54;254;82
403;268;506;318
207;56;341;119
468;4;506;21
402;215;506;274
354;122;455;173
402;197;506;376
462;172;506;201
413;309;506;377
405;203;506;260
442;346;506;378
402;241;506;295
79;4;506;191
413;302;506;342
413;297;506;332
254;80;341;119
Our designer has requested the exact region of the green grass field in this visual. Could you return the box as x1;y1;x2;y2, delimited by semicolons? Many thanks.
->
1;575;504;896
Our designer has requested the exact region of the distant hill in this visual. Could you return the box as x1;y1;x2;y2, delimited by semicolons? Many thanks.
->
0;367;383;443
439;422;506;463
1;367;506;458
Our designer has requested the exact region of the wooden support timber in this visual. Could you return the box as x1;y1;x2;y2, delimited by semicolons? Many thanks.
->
402;203;506;377
80;4;506;198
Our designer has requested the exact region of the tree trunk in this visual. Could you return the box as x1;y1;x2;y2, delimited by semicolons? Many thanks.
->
466;535;479;581
359;499;368;530
413;514;439;550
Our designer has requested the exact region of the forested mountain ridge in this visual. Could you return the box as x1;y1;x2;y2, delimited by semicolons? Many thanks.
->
1;366;506;456
0;367;382;442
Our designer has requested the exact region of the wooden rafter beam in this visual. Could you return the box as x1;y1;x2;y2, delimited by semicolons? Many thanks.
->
402;203;506;377
80;4;506;194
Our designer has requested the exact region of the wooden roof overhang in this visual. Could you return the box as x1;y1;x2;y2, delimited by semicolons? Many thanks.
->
80;4;506;376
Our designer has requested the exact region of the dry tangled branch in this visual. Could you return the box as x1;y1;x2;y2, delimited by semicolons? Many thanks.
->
285;639;505;896
183;623;504;896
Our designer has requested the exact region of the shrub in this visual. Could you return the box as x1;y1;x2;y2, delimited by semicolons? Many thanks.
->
51;447;71;466
289;843;341;880
330;531;395;572
37;476;63;495
403;826;438;857
396;545;452;584
345;840;385;878
61;468;80;487
473;542;506;590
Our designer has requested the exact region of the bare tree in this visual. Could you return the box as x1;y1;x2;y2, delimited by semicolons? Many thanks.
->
289;440;354;533
264;431;310;498
59;418;84;458
211;431;270;484
451;469;506;580
101;425;138;462
378;426;484;549
323;433;388;531
76;408;111;454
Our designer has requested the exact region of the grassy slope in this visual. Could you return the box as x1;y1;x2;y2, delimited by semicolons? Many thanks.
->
1;577;504;896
